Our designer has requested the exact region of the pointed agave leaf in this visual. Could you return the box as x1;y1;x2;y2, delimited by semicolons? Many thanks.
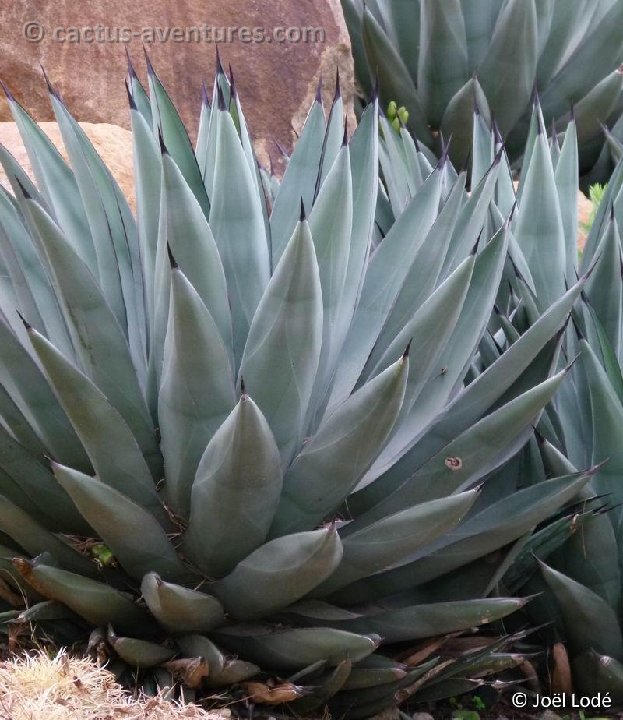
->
379;118;412;214
364;227;509;485
176;634;226;678
584;303;623;404
554;119;579;283
290;660;352;714
0;143;49;211
0;427;88;533
315;489;479;597
0;189;74;358
367;255;475;415
0;382;47;458
270;355;408;537
372;172;467;362
0;463;61;531
366;472;592;593
318;84;345;189
129;102;162;334
314;597;526;643
605;123;623;164
126;58;153;125
108;627;175;667
213;625;378;670
516;127;568;311
441;79;491;171
361;7;432;145
161;154;232;354
365;278;584;500
52;463;189;583
270;98;325;266
17;600;78;622
182;396;282;578
332;101;379;382
212;658;261;686
540;561;623;660
239;219;322;464
582;157;623;269
195;86;211;163
210;108;270;366
231;85;269;236
572;651;623;704
515;98;544;205
329;169;442;408
539;1;623;122
478;0;538;136
159;268;236;517
417;0;468;126
0;315;89;470
340;0;373;94
459;0;504;70
443;156;502;273
471;110;495;189
146;61;209;219
212;528;342;619
22;198;159;471
582;339;623;532
307;144;353;412
535;0;593;86
507;221;538;295
200;75;223;201
342;666;407;690
5;93;97;270
377;0;421;77
49;91;147;370
352;370;567;527
585;217;622;358
0;213;46;336
12;559;154;635
551;510;621;613
141;572;225;633
27;327;165;523
0;494;97;577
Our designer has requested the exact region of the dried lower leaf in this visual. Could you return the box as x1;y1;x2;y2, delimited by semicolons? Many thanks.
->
243;681;307;704
165;658;210;689
551;642;573;695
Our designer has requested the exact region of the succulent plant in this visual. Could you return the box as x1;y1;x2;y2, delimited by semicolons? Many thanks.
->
0;55;594;716
524;152;623;703
409;92;623;703
342;0;623;184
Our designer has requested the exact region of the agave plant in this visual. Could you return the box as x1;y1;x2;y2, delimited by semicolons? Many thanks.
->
0;54;594;716
342;0;623;184
400;90;623;703
513;146;623;705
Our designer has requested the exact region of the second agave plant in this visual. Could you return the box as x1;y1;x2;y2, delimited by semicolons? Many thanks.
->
378;83;623;704
342;0;623;184
0;54;594;716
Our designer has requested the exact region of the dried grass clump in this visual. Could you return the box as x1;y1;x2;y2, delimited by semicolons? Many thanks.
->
0;649;230;720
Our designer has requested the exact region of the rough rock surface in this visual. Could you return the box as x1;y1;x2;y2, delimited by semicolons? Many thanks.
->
0;121;135;210
0;0;353;170
577;189;595;250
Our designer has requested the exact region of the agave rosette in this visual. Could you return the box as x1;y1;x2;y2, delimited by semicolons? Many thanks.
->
508;124;623;705
403;90;623;703
0;55;594;715
342;0;623;184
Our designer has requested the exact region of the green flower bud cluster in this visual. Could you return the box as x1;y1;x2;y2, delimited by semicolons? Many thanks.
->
387;100;409;131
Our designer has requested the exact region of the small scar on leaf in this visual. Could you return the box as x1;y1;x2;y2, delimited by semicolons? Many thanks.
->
444;456;463;471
